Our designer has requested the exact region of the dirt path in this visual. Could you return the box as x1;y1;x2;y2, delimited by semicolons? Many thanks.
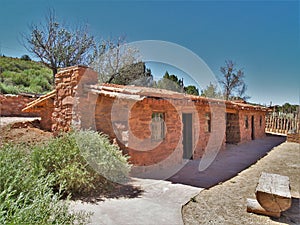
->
182;141;300;225
169;135;285;188
71;179;202;225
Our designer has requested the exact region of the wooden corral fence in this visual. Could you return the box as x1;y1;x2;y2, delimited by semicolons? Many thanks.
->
265;113;299;135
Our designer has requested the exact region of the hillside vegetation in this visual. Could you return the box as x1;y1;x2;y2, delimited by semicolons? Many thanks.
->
0;56;53;94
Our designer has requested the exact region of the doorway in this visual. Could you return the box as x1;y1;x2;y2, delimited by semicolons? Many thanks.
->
251;115;255;140
226;113;241;144
182;113;193;159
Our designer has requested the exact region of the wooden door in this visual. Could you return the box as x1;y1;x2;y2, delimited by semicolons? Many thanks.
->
182;113;193;159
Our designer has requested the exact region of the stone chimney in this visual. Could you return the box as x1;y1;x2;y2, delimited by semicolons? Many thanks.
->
51;66;98;135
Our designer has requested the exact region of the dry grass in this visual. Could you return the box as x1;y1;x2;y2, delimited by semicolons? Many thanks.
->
182;142;300;225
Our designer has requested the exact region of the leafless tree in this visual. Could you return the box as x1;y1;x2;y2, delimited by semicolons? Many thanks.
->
22;10;96;80
219;60;248;100
90;36;141;84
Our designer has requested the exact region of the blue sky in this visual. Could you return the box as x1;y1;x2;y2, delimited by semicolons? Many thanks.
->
0;0;299;105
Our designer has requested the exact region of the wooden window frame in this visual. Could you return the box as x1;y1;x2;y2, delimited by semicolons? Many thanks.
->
205;112;211;133
245;115;249;129
151;112;165;141
259;115;262;127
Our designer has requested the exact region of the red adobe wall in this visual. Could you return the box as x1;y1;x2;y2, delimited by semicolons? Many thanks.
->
49;65;267;168
95;95;183;166
94;95;227;167
40;98;55;131
194;104;226;158
0;94;39;117
239;110;266;143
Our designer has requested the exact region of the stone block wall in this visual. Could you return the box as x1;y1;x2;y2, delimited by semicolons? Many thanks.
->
52;66;98;135
0;94;39;117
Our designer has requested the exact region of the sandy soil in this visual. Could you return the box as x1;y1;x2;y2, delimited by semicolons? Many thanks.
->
0;117;52;145
0;116;40;127
182;141;300;225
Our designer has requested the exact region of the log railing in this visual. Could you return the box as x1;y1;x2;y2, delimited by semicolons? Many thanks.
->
265;113;299;135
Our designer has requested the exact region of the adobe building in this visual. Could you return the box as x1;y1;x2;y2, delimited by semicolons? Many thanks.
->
23;66;268;168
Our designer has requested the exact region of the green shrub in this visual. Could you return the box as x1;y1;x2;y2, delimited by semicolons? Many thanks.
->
0;82;19;94
31;130;131;195
76;130;131;183
0;144;89;224
0;56;53;94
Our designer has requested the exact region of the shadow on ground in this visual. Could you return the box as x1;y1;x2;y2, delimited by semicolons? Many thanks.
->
167;134;286;188
272;197;300;225
71;181;144;203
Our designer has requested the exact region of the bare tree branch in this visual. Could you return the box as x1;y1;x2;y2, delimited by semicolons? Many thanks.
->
219;60;248;101
21;9;95;80
90;37;145;85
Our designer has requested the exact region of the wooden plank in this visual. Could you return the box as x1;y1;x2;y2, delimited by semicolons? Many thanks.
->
255;172;291;212
246;198;281;218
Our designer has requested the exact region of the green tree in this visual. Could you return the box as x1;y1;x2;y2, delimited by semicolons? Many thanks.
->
20;55;31;61
111;61;154;86
184;85;199;96
22;10;95;79
219;60;248;100
201;82;223;99
279;103;299;114
156;71;184;92
155;71;200;95
164;71;170;79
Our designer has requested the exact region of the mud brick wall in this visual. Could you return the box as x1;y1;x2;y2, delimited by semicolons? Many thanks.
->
95;96;183;166
129;98;183;166
226;113;241;144
193;104;226;159
287;133;300;143
94;95;227;166
255;112;267;138
239;111;266;143
49;65;268;167
40;99;55;131
0;94;39;117
52;66;98;135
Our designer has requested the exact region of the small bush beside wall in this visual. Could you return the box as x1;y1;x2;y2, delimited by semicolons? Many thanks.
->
0;144;88;224
0;129;131;223
31;130;131;195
